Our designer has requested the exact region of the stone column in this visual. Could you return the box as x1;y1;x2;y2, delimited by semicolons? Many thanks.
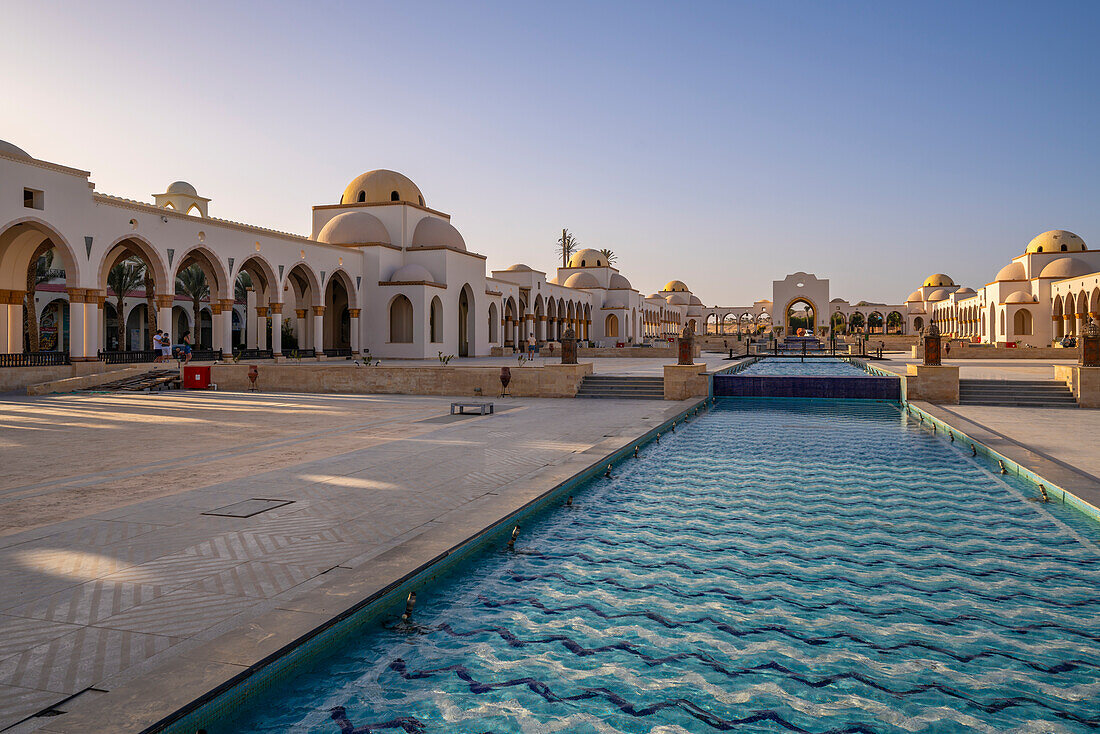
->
66;288;88;360
1063;314;1074;337
209;302;225;353
0;290;25;353
245;289;258;349
155;294;174;346
255;306;269;350
269;302;283;356
348;308;361;354
295;309;308;350
312;305;325;352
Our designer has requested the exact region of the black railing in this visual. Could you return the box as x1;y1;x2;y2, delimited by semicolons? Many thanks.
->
323;347;353;358
0;351;71;367
192;349;223;362
98;350;159;364
233;348;273;360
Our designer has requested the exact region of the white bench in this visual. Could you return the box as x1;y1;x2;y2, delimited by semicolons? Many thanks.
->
451;401;494;415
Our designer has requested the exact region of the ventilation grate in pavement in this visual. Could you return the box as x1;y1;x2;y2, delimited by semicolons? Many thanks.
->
202;499;294;518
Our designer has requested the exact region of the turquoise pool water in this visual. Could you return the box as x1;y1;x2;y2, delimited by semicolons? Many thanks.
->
738;357;867;376
223;400;1100;733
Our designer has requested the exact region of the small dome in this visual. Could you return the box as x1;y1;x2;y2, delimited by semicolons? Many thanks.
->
922;273;954;288
567;248;607;268
666;293;690;305
646;293;660;299
602;293;628;309
0;140;31;158
663;280;689;293
317;211;390;245
547;275;561;285
1005;290;1036;304
564;272;600;289
342;169;424;206
1039;256;1091;279
608;273;632;289
411;217;466;251
955;287;976;296
166;181;198;196
1026;230;1086;254
926;289;950;301
995;262;1026;282
503;263;533;272
689;295;703;305
905;289;923;302
390;263;434;282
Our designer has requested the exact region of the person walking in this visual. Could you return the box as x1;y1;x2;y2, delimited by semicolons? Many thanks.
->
526;334;536;360
179;330;194;364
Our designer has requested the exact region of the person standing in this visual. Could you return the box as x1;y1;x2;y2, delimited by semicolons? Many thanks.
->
152;330;164;363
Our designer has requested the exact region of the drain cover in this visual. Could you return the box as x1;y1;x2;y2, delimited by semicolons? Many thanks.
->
202;499;293;518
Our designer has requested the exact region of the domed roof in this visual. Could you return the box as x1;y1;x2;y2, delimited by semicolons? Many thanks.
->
166;181;198;196
608;273;632;289
503;263;533;272
0;140;31;158
646;293;660;299
955;287;977;296
922;273;955;288
602;293;628;309
1005;290;1037;304
411;217;466;251
317;211;390;245
926;289;950;301
1026;230;1086;254
663;280;689;293
995;262;1026;282
563;272;600;289
905;289;923;302
666;293;690;305
567;249;608;268
547;275;560;285
1039;256;1091;279
342;170;424;206
689;295;703;305
390;263;434;283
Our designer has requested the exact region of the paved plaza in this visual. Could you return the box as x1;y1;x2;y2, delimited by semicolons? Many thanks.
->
0;390;693;731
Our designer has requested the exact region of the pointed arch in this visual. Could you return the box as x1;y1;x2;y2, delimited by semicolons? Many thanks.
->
0;216;82;291
389;293;414;343
98;234;170;296
173;245;230;302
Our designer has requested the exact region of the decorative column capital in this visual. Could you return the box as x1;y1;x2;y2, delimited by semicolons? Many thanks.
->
155;294;174;309
210;302;224;315
311;305;326;316
255;306;269;317
348;308;361;318
65;288;87;303
268;302;283;314
295;309;308;319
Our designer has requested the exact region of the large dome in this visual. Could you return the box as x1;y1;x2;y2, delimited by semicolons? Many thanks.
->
389;263;434;283
608;273;632;289
995;262;1026;282
411;217;466;251
663;280;689;293
1039;256;1091;279
1026;230;1086;254
503;263;534;272
567;249;608;268
342;170;425;207
922;273;955;288
689;295;703;306
563;272;600;289
317;211;390;245
0;140;31;158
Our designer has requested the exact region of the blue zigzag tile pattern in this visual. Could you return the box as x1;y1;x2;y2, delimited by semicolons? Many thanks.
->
230;399;1100;733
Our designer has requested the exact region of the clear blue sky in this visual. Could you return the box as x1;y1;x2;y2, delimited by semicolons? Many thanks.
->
3;1;1098;305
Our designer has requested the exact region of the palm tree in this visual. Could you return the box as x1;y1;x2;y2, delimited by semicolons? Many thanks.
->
143;274;157;347
24;246;63;352
557;229;580;267
176;264;209;348
108;258;147;350
598;248;617;266
235;271;253;303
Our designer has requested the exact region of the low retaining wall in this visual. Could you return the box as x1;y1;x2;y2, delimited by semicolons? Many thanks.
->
209;363;594;398
2;362;129;393
491;345;695;359
714;375;900;400
911;344;1077;360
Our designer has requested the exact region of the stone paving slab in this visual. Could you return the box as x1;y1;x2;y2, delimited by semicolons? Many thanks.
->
0;390;692;731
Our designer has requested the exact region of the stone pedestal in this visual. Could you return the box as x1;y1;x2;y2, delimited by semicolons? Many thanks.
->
560;328;578;365
664;363;708;400
905;364;959;404
1054;365;1100;408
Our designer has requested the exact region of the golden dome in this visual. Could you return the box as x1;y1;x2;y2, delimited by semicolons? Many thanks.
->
922;273;955;288
1026;230;1086;254
567;249;608;268
663;280;689;293
341;170;424;206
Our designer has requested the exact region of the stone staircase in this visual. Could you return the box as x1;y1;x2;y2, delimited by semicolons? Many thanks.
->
958;379;1077;408
575;375;665;400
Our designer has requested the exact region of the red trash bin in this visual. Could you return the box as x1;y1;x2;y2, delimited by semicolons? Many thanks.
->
183;365;211;389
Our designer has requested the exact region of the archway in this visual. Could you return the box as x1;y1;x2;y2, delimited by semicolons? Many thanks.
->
458;284;473;357
323;271;355;351
429;296;443;343
0;218;81;354
785;298;816;336
389;294;414;343
886;311;904;335
830;312;847;334
605;313;619;338
99;235;168;351
849;312;865;333
868;312;884;335
1013;308;1033;336
488;301;499;344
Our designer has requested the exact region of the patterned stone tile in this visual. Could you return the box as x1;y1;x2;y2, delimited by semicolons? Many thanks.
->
0;626;178;695
93;589;257;638
0;616;81;663
4;580;172;626
97;553;242;587
186;561;320;599
0;683;64;730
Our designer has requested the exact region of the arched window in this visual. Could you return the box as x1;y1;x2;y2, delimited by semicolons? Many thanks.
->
389;295;414;343
999;309;1005;336
1036;246;1043;252
488;302;499;343
357;190;366;202
418;195;424;206
163;201;175;210
1013;309;1033;335
429;296;443;343
187;204;202;217
390;190;400;201
605;313;619;337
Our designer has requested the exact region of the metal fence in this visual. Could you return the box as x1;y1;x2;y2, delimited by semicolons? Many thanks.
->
323;348;354;358
0;352;72;368
233;348;273;360
98;349;224;364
